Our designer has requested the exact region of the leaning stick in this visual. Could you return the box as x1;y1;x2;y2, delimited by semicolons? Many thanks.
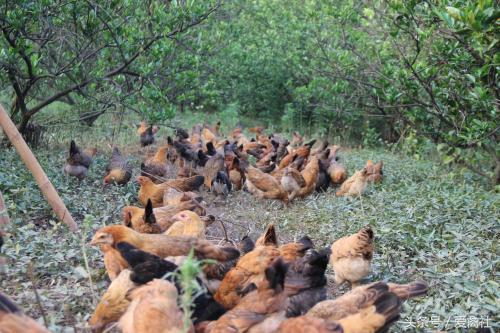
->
0;105;78;231
0;191;9;227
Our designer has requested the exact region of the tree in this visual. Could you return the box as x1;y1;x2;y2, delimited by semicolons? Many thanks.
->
0;0;220;137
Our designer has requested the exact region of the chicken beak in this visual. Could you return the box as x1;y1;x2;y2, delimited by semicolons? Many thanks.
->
89;236;99;246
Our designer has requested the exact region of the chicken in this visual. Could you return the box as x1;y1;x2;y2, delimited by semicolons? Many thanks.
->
163;188;201;206
290;131;303;148
0;292;50;333
211;170;232;196
123;199;161;234
63;140;96;180
89;269;136;333
206;258;288;333
137;121;159;136
279;140;315;169
116;242;226;323
123;199;206;232
330;226;374;287
90;225;239;261
296;156;320;198
277;292;401;333
203;236;256;281
137;175;204;207
214;244;281;309
307;281;428;321
365;160;384;183
197;149;225;189
285;248;329;317
327;149;347;185
215;226;313;309
100;243;129;281
139;124;156;147
335;168;368;197
119;279;192;333
164;210;206;238
103;147;132;185
281;167;306;201
141;145;170;183
316;158;331;192
245;165;288;203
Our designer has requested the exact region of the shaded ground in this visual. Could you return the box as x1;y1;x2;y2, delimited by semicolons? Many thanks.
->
0;143;498;332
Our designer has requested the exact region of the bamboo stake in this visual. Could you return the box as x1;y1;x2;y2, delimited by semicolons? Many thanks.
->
0;191;9;227
0;105;78;231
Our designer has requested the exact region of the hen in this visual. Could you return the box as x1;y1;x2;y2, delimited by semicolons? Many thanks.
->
89;269;136;333
307;280;428;321
205;258;288;333
245;165;288;202
137;175;204;207
139;124;156;147
90;225;239;261
285;248;330;317
164;210;206;238
63;140;96;180
335;168;368;197
365;160;384;183
280;167;306;201
103;147;132;185
123;199;161;234
0;292;50;333
119;279;192;333
330;226;374;287
123;199;206;232
141;145;170;183
296;156;320;198
100;243;129;281
277;292;402;333
116;242;226;323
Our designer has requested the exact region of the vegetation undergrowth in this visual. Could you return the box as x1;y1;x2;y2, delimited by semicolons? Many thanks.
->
0;128;498;331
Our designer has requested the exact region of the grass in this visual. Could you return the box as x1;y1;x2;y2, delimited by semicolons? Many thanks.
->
0;114;498;332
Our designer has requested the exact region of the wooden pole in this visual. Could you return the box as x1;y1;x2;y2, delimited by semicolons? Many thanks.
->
0;105;78;231
0;191;9;227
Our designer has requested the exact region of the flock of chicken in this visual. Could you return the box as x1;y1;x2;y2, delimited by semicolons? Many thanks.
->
0;121;426;333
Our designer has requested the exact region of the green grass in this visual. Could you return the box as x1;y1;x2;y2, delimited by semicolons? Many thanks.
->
0;117;498;332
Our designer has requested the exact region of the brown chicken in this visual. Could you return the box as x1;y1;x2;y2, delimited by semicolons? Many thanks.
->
245;166;288;202
277;292;401;333
330;226;374;287
163;188;200;206
123;199;206;232
103;147;132;185
164;210;206;238
119;279;192;333
290;131;304;149
63;140;97;180
281;167;306;201
197;150;225;189
90;225;239;261
327;148;347;185
137;175;205;207
89;269;136;333
279;140;315;169
141;145;170;183
123;199;161;234
100;243;129;281
335;168;369;197
365;160;384;183
138;122;158;147
206;258;288;333
215;225;313;309
307;280;428;321
0;292;50;333
296;156;320;198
